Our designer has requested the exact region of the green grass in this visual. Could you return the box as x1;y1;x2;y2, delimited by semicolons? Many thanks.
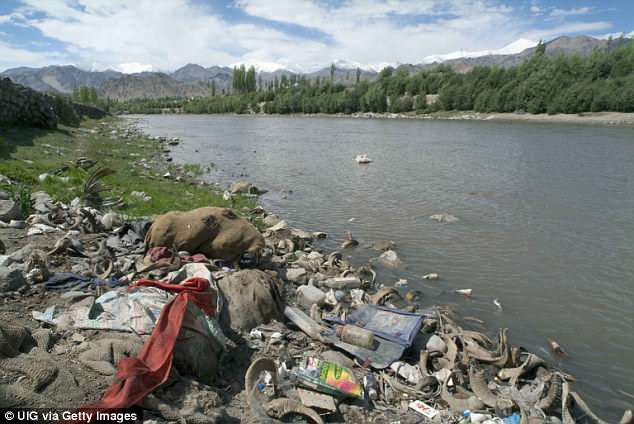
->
0;118;256;218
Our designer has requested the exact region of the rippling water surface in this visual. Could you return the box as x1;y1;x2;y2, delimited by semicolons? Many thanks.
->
133;114;634;418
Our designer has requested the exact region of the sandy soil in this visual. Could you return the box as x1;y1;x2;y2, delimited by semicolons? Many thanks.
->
239;111;634;126
477;111;634;125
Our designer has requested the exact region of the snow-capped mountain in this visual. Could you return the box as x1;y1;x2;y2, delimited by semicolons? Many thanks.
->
421;38;537;64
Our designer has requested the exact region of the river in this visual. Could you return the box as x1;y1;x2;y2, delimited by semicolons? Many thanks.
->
132;114;634;419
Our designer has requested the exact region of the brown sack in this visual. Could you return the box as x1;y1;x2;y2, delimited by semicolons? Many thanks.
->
217;270;284;333
145;207;264;262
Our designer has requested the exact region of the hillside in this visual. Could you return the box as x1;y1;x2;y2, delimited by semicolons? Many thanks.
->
409;35;634;73
97;73;213;101
2;65;122;93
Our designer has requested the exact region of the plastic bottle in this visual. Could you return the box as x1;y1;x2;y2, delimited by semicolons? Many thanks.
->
464;410;493;424
320;276;362;290
296;285;326;309
363;373;378;400
336;324;375;349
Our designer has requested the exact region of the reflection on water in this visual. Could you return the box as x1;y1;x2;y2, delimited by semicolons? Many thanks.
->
133;114;634;419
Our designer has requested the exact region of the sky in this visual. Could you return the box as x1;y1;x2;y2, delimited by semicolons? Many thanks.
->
0;0;632;73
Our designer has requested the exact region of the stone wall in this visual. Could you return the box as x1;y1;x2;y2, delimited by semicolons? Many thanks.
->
0;77;58;128
0;77;107;129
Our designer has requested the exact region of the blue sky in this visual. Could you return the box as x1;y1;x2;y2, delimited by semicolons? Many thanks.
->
0;0;632;72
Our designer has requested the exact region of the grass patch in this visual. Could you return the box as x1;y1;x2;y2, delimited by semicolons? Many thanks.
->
0;118;256;218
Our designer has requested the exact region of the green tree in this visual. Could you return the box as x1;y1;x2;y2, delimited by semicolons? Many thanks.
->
246;66;256;93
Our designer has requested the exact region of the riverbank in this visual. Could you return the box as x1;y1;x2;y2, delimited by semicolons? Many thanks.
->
0;118;631;422
286;110;634;126
0;117;255;217
124;110;634;127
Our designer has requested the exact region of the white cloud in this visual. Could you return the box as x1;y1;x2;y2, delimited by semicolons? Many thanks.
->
235;0;524;68
0;0;620;72
598;30;634;40
0;40;66;69
521;21;612;41
530;6;541;14
550;7;593;17
113;62;153;74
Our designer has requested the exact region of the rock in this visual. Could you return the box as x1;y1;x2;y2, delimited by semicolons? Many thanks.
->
263;214;281;227
267;220;289;232
8;244;33;263
0;239;4;254
0;266;26;292
131;191;152;202
377;250;403;268
0;199;21;222
312;231;327;239
426;334;447;353
291;228;313;241
0;255;9;267
217;269;284;333
369;240;396;251
285;267;307;284
429;213;459;223
229;181;266;195
0;190;9;200
101;212;122;230
297;388;337;412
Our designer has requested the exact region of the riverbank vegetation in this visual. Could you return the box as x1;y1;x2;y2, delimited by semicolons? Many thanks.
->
109;40;634;116
0;118;254;217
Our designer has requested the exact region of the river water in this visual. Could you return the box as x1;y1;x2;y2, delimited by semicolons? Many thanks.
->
132;114;634;418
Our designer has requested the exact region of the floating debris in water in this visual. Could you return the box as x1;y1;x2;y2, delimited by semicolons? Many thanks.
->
455;288;472;296
493;298;503;310
548;339;568;357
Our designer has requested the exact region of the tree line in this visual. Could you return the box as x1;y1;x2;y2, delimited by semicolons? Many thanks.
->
109;40;634;115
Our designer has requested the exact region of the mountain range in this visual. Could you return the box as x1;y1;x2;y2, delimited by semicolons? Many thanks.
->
1;35;630;101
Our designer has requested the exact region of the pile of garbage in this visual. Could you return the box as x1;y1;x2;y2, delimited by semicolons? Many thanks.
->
1;182;632;423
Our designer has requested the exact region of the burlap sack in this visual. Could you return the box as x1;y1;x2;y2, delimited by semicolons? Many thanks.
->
217;270;284;333
145;207;264;262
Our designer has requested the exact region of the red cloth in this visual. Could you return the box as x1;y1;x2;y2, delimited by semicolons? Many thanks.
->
147;246;172;262
181;253;209;263
147;246;209;264
70;277;216;422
